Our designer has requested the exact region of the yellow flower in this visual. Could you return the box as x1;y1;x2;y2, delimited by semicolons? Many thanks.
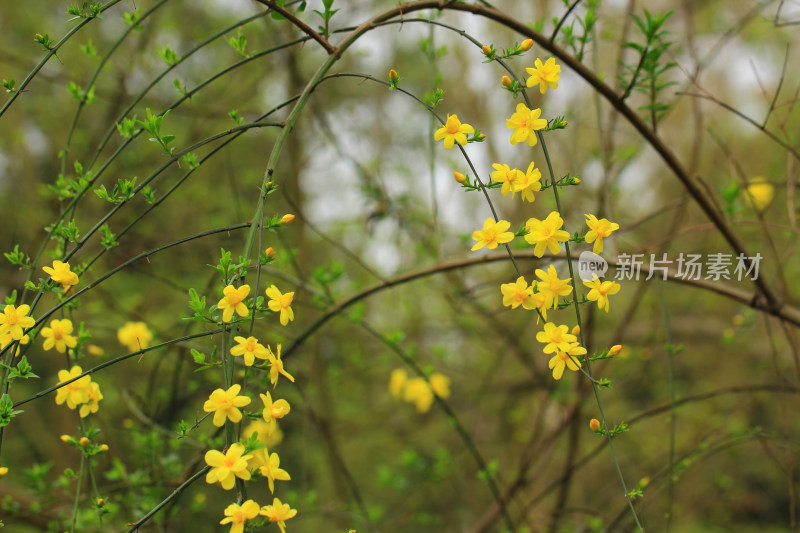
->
535;265;573;310
116;322;153;352
536;323;577;354
79;381;103;418
260;391;290;435
513;162;542;203
203;384;252;427
0;466;7;477
205;443;252;490
525;211;570;257
429;373;450;399
506;102;547;146
254;449;291;494
266;285;294;326
0;304;35;341
41;318;77;353
490;163;523;197
433;114;474;150
583;276;621;312
589;418;601;432
0;330;29;357
403;377;434;413
471;218;514;251
230;336;270;366
744;176;775;212
548;342;586;380
527;291;549;321
267;344;295;388
243;419;284;448
55;366;91;409
500;276;537;310
389;368;407;398
217;284;250;323
526;57;561;94
42;260;79;291
220;500;261;533
584;214;619;254
260;497;298;533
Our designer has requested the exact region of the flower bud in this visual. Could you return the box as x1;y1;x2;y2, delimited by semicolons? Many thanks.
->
571;325;580;336
519;38;533;51
96;498;105;507
264;247;275;258
453;171;466;184
608;345;622;357
34;33;43;41
589;418;601;432
79;437;89;446
60;434;71;443
0;466;8;477
481;45;492;56
478;133;486;140
279;214;295;225
265;181;274;189
99;444;109;452
500;75;512;88
388;69;398;82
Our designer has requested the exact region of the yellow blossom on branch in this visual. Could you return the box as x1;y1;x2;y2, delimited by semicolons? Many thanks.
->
526;57;561;94
55;366;91;410
536;323;577;354
204;384;252;427
217;284;251;323
41;318;77;353
0;330;29;357
42;260;79;291
471;218;514;251
252;449;291;494
267;344;295;388
230;336;270;366
79;382;103;418
490;163;523;197
205;443;252;490
260;391;290;435
433;114;474;150
744;177;774;212
500;276;537;310
549;342;586;380
266;285;294;326
583;276;621;312
535;265;573;310
260;497;298;533
513;162;542;202
117;322;153;352
220;500;261;533
506;102;547;146
584;214;619;254
0;304;35;341
525;212;570;257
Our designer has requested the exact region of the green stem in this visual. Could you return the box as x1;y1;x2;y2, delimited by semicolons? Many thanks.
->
537;130;644;531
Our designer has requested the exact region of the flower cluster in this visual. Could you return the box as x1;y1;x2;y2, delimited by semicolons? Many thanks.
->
389;368;451;413
204;269;299;532
441;50;622;382
54;365;104;418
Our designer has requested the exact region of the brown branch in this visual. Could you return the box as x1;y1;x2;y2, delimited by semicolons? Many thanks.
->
253;0;336;55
